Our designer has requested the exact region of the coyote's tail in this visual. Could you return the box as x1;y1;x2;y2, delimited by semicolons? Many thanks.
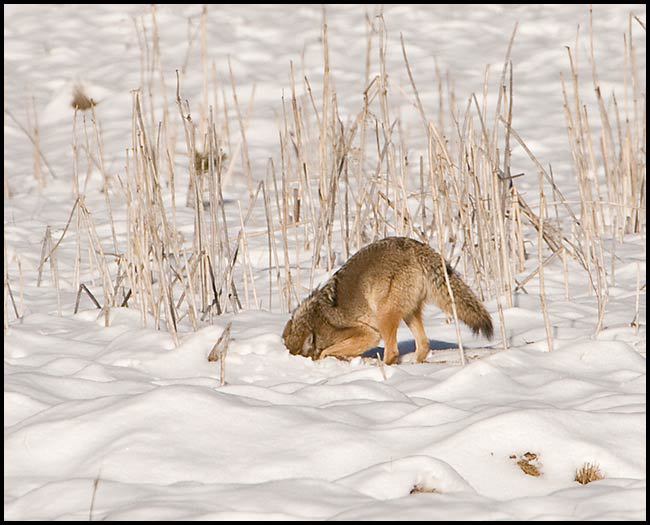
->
422;250;493;340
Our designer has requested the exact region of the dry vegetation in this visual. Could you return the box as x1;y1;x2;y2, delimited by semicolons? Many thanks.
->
575;462;604;485
511;452;542;477
410;484;439;494
71;85;97;111
4;7;646;362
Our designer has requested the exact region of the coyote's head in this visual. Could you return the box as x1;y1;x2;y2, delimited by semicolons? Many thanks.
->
282;299;320;358
282;281;339;359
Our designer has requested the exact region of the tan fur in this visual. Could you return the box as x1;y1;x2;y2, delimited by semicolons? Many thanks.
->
282;237;493;364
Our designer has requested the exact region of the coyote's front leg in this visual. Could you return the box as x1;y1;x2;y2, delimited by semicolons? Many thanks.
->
318;325;380;360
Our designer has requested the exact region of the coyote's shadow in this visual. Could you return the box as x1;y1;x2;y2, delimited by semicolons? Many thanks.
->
363;339;457;360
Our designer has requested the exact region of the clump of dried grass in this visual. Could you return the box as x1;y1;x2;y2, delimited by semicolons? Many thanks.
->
575;462;604;485
409;484;439;494
194;149;227;174
71;85;96;111
511;451;542;477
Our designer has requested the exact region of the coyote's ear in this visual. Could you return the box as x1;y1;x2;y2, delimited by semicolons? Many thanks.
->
301;332;315;357
321;280;337;307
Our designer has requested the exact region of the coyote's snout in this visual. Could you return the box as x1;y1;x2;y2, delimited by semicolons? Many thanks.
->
282;237;493;365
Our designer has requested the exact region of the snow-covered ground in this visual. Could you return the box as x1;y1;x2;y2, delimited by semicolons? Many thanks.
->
4;4;646;520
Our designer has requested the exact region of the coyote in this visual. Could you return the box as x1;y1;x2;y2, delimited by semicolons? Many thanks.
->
282;237;493;364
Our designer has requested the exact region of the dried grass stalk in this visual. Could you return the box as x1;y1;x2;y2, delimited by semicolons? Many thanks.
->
575;462;604;484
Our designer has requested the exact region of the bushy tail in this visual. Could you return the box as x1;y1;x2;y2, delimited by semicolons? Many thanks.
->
423;250;494;340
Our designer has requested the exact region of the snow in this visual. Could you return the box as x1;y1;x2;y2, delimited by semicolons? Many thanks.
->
4;3;646;521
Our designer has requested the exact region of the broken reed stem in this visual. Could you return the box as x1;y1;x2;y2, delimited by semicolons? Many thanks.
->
237;200;257;309
36;225;50;287
5;278;21;323
37;199;80;274
27;95;44;189
262;179;282;311
538;180;554;352
74;283;102;314
496;298;508;352
41;225;62;316
208;321;232;387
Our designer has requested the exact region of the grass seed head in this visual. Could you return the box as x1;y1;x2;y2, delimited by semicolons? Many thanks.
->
71;85;97;111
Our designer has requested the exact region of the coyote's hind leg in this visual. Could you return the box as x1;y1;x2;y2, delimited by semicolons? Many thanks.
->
404;304;431;363
377;308;402;365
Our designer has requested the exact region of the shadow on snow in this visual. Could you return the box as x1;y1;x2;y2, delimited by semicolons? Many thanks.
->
362;339;458;360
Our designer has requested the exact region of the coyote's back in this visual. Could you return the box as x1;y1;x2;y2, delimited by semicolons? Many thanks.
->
282;237;492;364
